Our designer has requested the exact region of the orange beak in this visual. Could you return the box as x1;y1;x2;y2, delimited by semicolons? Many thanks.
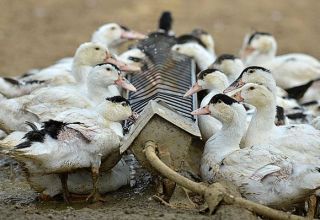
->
121;30;147;40
191;106;210;115
241;46;255;60
232;91;244;102
223;79;245;94
105;57;141;72
183;82;203;97
115;76;137;92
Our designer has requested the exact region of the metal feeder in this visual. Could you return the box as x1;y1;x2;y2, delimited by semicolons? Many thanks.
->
122;33;204;203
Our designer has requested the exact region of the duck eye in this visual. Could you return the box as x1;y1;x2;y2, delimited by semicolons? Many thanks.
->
128;57;141;62
121;102;127;106
106;67;111;71
95;47;100;50
217;100;222;103
175;47;180;51
248;69;255;74
110;26;116;30
249;86;255;90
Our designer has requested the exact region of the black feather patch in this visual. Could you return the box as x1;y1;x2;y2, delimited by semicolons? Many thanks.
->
24;80;46;85
106;96;130;106
214;54;237;65
158;11;173;32
95;63;121;73
210;94;238;105
197;68;219;80
275;106;285;126
285;80;315;100
43;120;67;140
120;25;130;31
3;77;21;86
15;122;45;149
191;28;209;36
176;34;207;49
247;32;272;45
301;100;318;107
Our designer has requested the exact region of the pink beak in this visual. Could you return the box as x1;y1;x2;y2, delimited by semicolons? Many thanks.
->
121;30;147;40
223;79;245;94
241;46;255;60
183;82;203;97
191;106;211;115
105;57;141;72
115;76;137;92
232;91;244;102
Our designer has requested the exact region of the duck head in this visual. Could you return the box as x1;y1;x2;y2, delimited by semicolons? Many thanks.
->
88;63;137;92
191;29;215;53
91;23;146;48
184;69;229;97
231;83;275;108
104;96;133;122
241;31;277;64
118;48;147;72
73;42;112;66
224;66;276;95
192;94;245;124
210;54;244;81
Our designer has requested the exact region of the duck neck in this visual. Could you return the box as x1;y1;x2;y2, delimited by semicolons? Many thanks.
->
244;98;277;147
72;61;92;84
94;103;124;138
205;108;246;163
86;80;115;104
193;46;215;70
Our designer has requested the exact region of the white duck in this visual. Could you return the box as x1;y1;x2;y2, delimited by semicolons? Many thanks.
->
191;29;216;58
184;69;229;142
171;36;215;70
0;63;136;133
9;95;133;203
230;82;320;162
224;66;301;114
91;23;146;54
209;54;245;83
240;31;320;89
192;93;320;208
50;23;146;70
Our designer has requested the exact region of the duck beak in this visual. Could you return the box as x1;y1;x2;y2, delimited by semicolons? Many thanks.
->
232;90;244;102
115;76;137;92
241;46;255;59
191;106;210;115
223;79;245;94
105;57;141;72
183;82;203;97
128;112;139;123
121;30;147;40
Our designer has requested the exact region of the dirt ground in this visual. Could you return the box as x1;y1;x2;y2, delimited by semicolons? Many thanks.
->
0;0;320;76
0;0;320;219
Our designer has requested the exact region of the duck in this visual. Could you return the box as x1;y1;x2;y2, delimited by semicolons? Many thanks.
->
224;66;301;116
240;31;320;89
1;42;127;98
184;69;229;141
91;23;146;54
230;82;320;162
192;93;320;208
191;29;216;57
6;95;134;203
0;63;136;133
209;54;245;83
171;36;215;70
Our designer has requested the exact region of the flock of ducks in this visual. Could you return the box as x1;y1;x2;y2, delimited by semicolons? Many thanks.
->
0;14;320;215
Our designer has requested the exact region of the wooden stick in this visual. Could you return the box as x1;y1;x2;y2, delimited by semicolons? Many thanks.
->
143;141;307;220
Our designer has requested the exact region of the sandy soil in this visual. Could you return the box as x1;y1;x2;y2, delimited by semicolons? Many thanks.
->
0;1;320;219
0;0;319;76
